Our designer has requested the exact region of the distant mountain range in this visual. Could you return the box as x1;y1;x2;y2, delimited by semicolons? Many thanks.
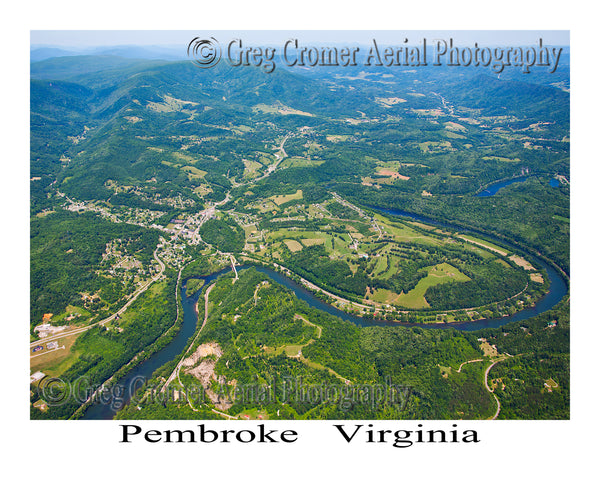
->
31;45;187;63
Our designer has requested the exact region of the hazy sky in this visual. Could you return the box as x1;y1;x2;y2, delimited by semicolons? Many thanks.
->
31;30;570;48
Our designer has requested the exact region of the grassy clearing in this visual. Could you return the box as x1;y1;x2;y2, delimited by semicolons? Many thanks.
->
262;314;321;358
479;341;498;357
181;165;207;180
30;334;80;377
280;156;325;168
482;156;520;163
193;184;213;197
495;258;511;268
378;216;441;246
375;96;407;106
457;234;509;256
444;131;467;140
418;140;452;153
284;239;303;252
242;159;262;178
408;221;436;231
242;224;258;235
444;121;467;132
268;229;314;242
380;255;401;280
300;237;325;247
252;103;313;117
326;134;351;142
52;305;90;323
269;189;303;206
372;255;388;276
146;94;199;113
395;263;470;309
369;288;398;304
172;151;201;164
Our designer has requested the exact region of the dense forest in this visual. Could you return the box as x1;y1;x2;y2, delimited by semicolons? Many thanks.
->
115;268;569;420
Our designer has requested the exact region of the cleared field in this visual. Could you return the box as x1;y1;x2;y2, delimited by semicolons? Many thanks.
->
378;216;441;246
146;94;199;113
242;159;262;178
30;334;80;378
269;189;303;205
444;121;467;132
181;165;207;180
268;229;324;242
457;234;509;256
280;157;325;168
509;255;535;270
418;140;452;153
253;200;279;213
445;131;467;140
479;341;498;357
193;184;212;197
369;288;398;304
394;263;470;309
326;135;351;142
482;156;520;163
284;239;303;252
372;255;388;276
300;237;325;247
380;255;401;280
52;305;90;323
375;96;407;106
376;168;410;180
409;221;436;231
361;175;404;186
530;273;544;283
252;103;313;116
172;151;201;164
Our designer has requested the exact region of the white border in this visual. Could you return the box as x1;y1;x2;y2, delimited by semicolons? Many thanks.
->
5;1;597;478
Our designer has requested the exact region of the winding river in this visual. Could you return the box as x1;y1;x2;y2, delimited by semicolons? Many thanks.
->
82;208;568;419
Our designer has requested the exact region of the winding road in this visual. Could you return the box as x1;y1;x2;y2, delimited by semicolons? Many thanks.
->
484;356;510;420
30;246;166;351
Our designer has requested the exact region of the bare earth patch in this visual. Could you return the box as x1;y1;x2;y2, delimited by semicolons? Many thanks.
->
377;169;410;180
530;273;544;283
510;255;535;270
182;342;223;368
183;342;233;409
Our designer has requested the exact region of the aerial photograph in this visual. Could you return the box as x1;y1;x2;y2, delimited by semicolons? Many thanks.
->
29;30;570;421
